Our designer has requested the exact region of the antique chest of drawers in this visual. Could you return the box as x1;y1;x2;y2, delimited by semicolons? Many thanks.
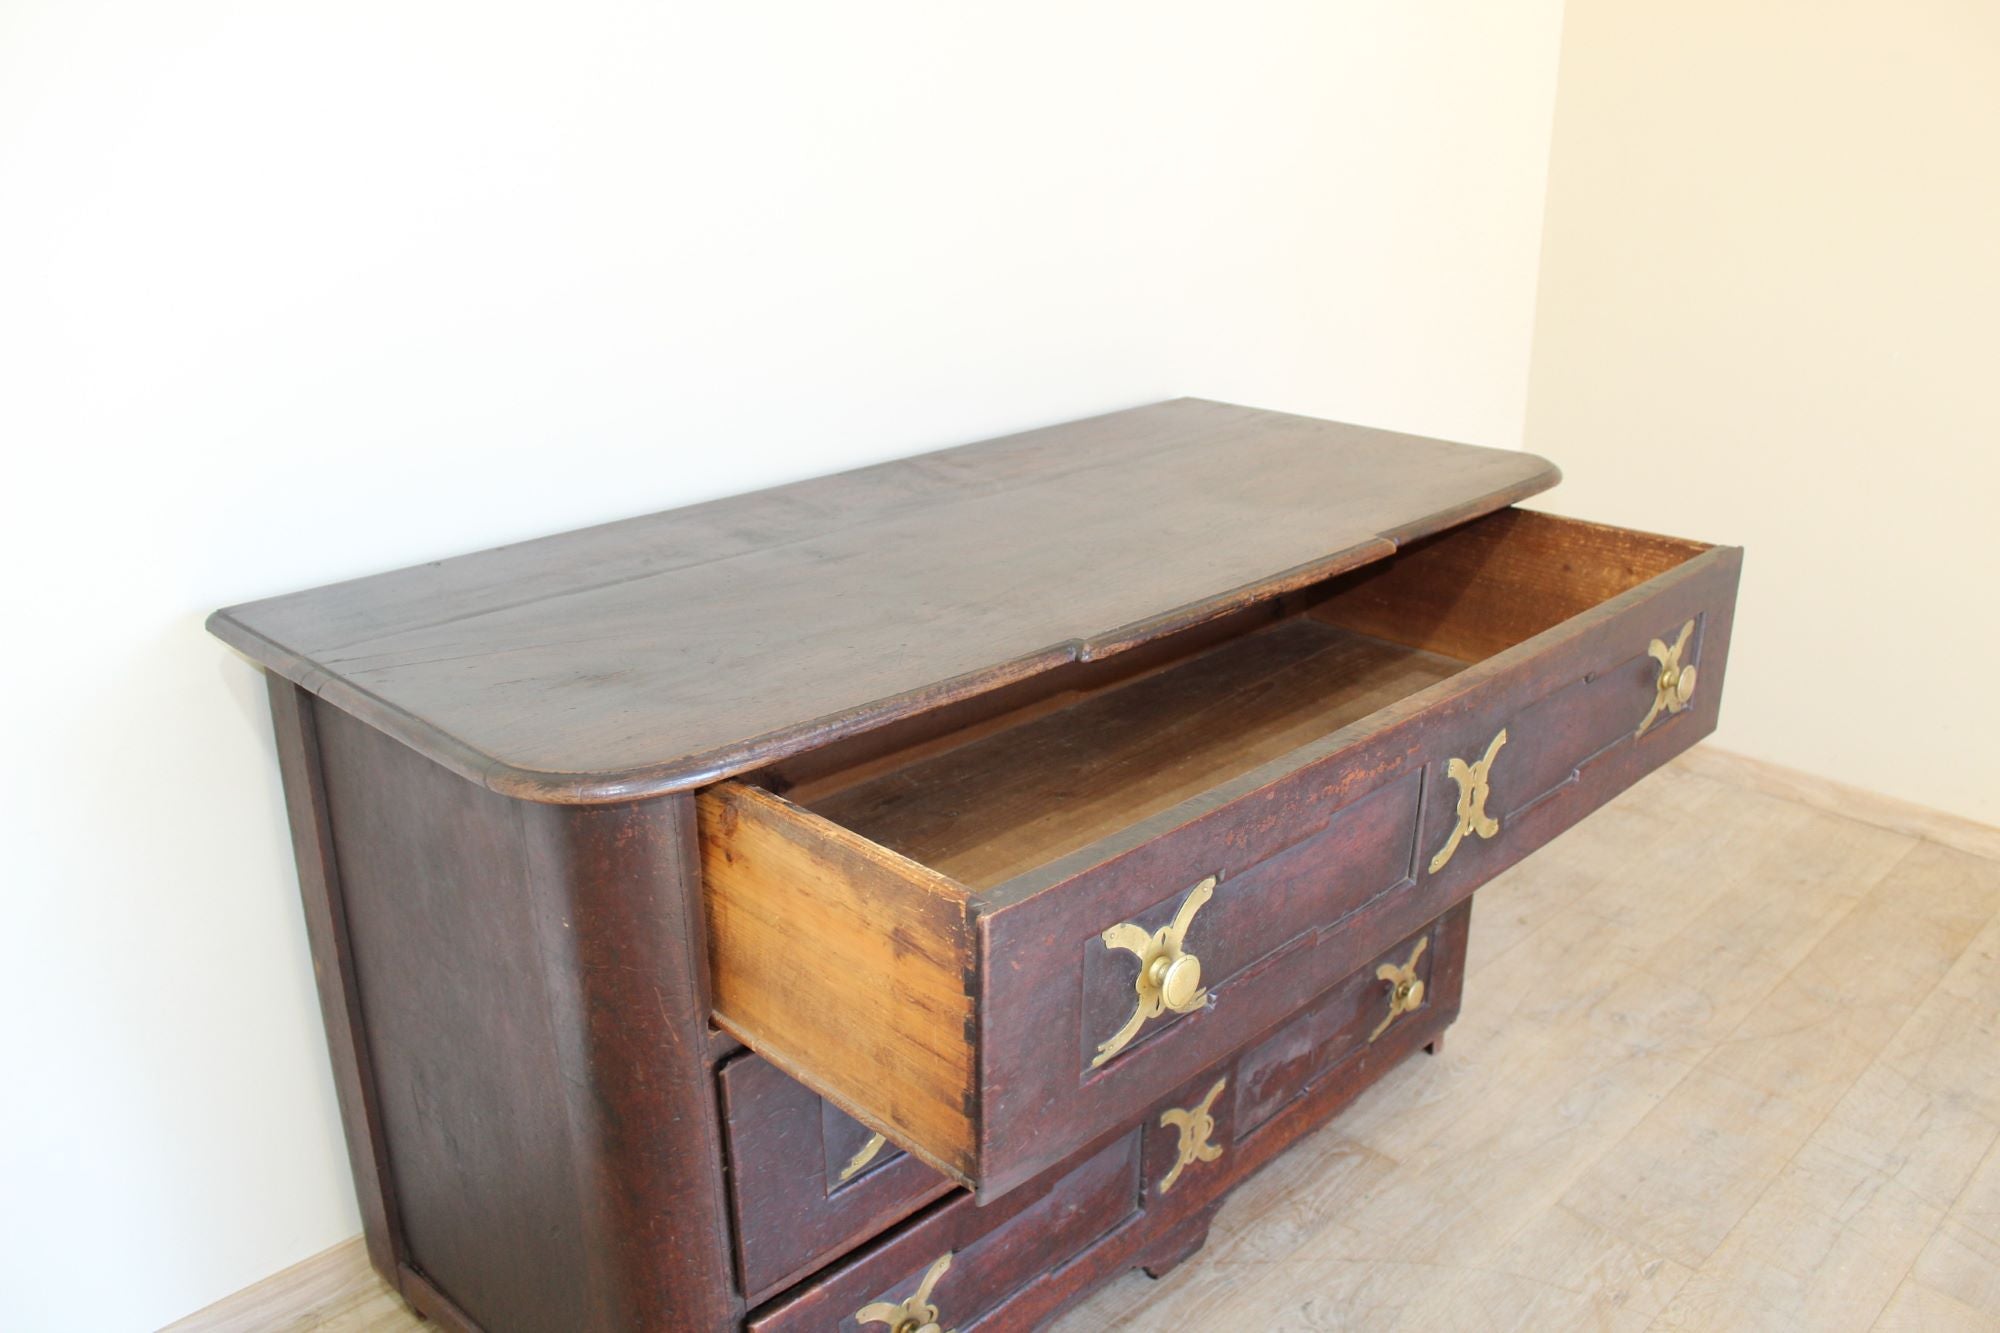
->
210;400;1740;1331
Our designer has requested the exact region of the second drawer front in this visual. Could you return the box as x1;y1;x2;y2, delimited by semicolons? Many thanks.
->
719;1053;952;1302
747;1129;1141;1333
749;907;1469;1332
729;905;1466;1313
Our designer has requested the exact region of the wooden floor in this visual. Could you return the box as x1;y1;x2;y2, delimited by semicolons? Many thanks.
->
171;748;2000;1332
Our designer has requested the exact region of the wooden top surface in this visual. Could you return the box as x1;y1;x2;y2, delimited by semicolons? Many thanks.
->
210;399;1559;802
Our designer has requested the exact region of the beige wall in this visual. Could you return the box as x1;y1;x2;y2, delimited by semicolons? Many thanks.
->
1526;0;2000;825
0;3;1565;1326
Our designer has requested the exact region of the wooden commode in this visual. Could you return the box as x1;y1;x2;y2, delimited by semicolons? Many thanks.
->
210;400;1742;1331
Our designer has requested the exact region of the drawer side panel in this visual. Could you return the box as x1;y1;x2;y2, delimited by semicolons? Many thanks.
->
699;782;981;1183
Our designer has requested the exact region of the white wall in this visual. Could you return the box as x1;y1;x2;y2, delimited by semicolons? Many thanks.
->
0;3;1566;1327
1526;0;2000;825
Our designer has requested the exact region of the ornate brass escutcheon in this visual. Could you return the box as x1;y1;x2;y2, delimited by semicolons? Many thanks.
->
1428;728;1507;873
855;1252;956;1333
1638;619;1698;738
1368;936;1428;1042
1092;875;1216;1067
1158;1077;1227;1194
836;1131;888;1184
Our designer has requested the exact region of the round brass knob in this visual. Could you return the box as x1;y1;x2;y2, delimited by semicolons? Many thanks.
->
1150;951;1204;1012
1395;976;1425;1010
1674;663;1697;704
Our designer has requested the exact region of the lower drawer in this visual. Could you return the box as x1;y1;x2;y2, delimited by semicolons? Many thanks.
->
1131;903;1469;1213
1232;899;1467;1141
746;1130;1142;1333
720;1053;952;1301
744;905;1469;1332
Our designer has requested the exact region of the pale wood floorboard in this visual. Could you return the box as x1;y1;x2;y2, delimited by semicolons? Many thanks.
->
161;1237;410;1332
168;750;2000;1332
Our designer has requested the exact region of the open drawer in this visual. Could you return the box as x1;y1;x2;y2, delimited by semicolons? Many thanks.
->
698;508;1741;1200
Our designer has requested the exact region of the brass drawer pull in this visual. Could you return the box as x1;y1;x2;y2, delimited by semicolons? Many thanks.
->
1093;875;1215;1067
1429;729;1507;873
837;1131;889;1184
1368;937;1428;1042
1638;619;1698;737
1158;1077;1227;1194
856;1252;956;1333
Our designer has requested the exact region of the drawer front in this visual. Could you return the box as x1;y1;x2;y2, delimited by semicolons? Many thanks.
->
750;909;1468;1333
1229;903;1467;1142
1129;906;1462;1195
719;1053;953;1302
719;909;1463;1309
701;517;1741;1199
1418;605;1721;898
1071;767;1422;1071
976;543;1737;1197
1140;903;1470;1208
746;1130;1142;1333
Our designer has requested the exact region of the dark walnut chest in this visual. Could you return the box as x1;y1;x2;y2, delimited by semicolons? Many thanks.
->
211;400;1741;1332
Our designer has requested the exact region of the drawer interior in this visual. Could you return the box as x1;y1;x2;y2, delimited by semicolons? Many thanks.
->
701;506;1721;1187
773;508;1708;890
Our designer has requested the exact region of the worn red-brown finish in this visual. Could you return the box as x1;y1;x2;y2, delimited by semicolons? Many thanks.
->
747;1132;1144;1333
213;402;1738;1332
719;1054;953;1303
1229;904;1466;1140
305;704;739;1331
747;910;1468;1331
265;679;408;1286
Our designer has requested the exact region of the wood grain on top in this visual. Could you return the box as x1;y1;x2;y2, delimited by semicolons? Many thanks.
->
208;399;1559;802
